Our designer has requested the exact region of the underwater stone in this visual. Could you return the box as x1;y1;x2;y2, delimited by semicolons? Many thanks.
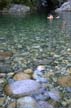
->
4;80;41;98
17;96;40;108
13;72;31;81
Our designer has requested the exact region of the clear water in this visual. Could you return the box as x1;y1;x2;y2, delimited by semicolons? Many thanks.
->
0;12;71;67
0;12;71;108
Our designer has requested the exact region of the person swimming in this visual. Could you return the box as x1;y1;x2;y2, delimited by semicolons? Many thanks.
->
47;14;60;20
47;14;53;20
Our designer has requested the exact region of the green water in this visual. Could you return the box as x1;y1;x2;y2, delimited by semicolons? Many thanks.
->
0;12;71;67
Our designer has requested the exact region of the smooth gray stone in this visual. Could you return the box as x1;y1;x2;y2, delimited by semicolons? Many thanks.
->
4;80;41;98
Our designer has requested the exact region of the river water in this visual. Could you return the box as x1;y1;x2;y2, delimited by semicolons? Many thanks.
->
0;12;71;67
0;12;71;108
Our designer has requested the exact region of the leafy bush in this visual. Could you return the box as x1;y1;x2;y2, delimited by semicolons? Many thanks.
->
0;0;12;10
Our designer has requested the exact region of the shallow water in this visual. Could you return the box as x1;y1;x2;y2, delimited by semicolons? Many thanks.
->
0;12;71;108
0;12;71;68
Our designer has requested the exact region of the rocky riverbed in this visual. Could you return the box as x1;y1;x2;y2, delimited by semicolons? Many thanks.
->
0;50;71;108
0;13;71;108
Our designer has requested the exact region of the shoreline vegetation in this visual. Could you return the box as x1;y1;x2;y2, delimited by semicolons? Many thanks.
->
0;0;67;14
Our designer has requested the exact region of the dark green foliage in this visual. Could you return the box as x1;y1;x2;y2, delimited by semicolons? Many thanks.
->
12;0;27;4
0;0;36;10
0;0;68;10
0;0;12;10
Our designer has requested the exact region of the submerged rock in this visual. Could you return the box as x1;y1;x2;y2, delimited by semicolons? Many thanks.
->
0;64;12;73
0;97;5;106
0;73;6;78
32;88;49;101
13;72;32;80
66;87;71;92
17;96;40;108
4;80;41;98
33;65;48;83
38;101;54;108
7;102;16;108
48;89;61;101
58;76;71;87
24;69;33;74
66;65;71;75
0;52;13;58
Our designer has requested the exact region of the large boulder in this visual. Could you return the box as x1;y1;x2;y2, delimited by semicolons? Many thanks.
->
4;79;41;98
55;1;71;12
8;4;30;15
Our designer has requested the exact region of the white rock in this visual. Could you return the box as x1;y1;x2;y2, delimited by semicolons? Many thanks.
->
36;65;45;71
